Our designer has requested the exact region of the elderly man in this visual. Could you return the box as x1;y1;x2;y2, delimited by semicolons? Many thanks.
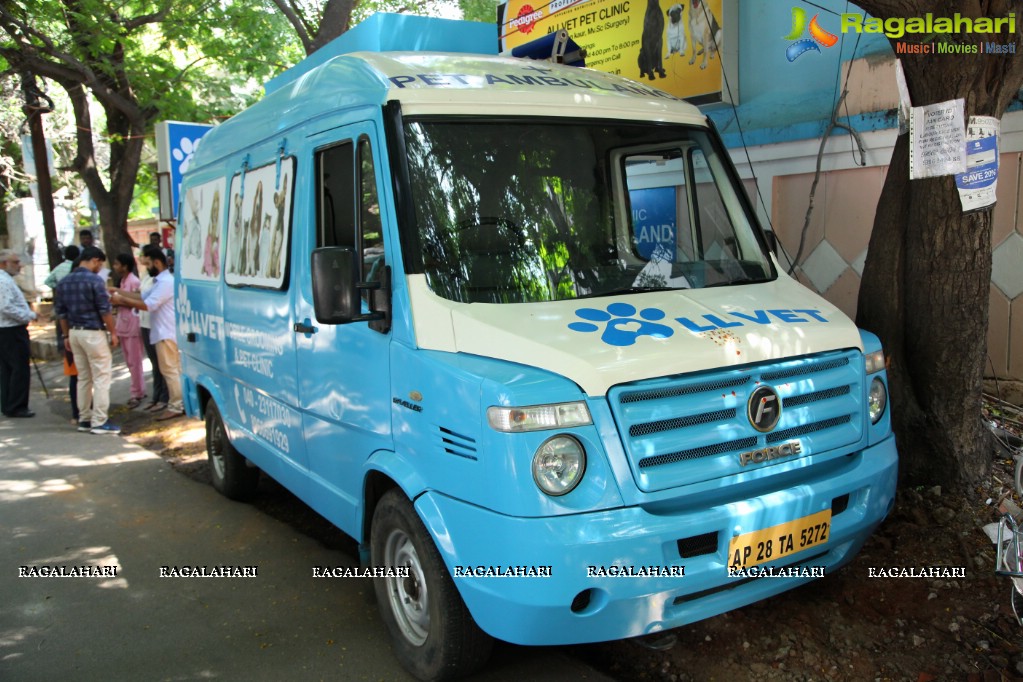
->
0;249;38;418
56;246;120;434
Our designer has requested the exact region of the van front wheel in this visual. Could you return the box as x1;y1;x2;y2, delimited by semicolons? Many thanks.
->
371;489;493;680
205;401;259;501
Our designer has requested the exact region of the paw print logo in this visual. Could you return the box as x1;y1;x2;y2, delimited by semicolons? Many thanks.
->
568;303;674;347
172;136;203;175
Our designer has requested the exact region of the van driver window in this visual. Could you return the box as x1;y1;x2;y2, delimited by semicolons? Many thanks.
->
316;136;385;302
316;141;356;249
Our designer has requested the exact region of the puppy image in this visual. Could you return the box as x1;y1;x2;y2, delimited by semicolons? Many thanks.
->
258;215;271;277
665;4;686;60
688;0;722;69
266;174;287;280
242;181;263;277
230;192;244;275
637;0;666;80
184;190;203;259
201;190;221;278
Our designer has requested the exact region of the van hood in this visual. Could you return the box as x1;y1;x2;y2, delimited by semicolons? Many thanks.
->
408;274;862;396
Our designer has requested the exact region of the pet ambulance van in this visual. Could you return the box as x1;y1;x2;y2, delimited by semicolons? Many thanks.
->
176;14;897;681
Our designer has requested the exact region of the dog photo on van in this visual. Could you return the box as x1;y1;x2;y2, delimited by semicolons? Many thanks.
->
180;180;226;281
225;160;293;288
266;174;288;280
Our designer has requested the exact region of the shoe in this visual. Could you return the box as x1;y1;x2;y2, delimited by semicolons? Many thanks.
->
91;423;121;435
154;409;184;422
6;409;35;418
145;402;167;413
126;397;143;409
77;422;92;432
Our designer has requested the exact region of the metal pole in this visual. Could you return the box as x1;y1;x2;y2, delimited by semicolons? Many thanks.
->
30;354;50;400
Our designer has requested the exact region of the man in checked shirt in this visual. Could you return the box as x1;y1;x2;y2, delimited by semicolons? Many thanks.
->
56;246;121;434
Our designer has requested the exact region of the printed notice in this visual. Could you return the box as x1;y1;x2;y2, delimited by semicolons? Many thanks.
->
909;99;966;179
956;116;999;212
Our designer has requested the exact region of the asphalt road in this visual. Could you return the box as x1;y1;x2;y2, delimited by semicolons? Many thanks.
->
0;357;614;681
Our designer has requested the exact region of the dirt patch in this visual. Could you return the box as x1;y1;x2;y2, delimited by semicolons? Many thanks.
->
119;400;1023;681
570;478;1020;681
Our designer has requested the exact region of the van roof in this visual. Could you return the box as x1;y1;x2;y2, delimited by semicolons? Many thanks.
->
190;52;706;171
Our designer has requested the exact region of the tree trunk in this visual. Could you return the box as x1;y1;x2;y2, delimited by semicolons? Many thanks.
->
858;136;992;486
58;81;140;260
854;0;1023;489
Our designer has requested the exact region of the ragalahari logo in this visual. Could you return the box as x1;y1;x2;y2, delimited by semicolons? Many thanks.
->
784;6;839;61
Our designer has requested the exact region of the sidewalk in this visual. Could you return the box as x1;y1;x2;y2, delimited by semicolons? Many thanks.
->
0;356;614;681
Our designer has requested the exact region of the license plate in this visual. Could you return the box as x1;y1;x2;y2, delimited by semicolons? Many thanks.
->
728;510;831;570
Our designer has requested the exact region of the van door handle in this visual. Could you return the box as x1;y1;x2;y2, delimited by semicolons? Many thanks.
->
293;319;318;335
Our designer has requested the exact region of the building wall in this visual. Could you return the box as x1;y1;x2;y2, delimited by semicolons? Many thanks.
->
770;152;1023;381
706;3;1023;384
4;197;78;297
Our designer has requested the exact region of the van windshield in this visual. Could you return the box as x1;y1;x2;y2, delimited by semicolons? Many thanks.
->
403;118;774;304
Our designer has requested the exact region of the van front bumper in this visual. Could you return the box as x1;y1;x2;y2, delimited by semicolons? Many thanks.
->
414;435;897;645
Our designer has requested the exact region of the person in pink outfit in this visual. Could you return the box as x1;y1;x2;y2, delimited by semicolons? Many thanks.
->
111;254;146;408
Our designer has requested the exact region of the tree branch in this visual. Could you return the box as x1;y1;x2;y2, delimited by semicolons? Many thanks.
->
270;0;314;53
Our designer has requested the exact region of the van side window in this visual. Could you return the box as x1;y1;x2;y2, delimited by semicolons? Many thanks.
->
225;158;294;289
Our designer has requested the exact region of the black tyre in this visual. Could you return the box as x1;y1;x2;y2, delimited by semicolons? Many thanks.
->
371;489;493;681
205;401;260;501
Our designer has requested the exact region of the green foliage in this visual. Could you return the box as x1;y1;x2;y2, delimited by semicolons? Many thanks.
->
0;0;304;226
458;0;501;24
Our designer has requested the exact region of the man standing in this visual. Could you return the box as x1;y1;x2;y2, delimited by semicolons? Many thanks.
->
44;244;80;292
79;230;110;281
79;229;95;249
112;246;182;421
56;246;120;434
0;249;37;418
150;230;174;267
46;245;83;423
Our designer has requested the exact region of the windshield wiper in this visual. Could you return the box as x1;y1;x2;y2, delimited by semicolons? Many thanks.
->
702;277;771;289
575;286;675;300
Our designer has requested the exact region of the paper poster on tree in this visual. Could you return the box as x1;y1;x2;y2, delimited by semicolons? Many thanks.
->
908;99;966;180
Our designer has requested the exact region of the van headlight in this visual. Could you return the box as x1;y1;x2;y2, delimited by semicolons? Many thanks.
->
532;435;586;496
868;377;887;424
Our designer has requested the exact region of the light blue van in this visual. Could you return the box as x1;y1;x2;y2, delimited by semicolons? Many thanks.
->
176;14;897;681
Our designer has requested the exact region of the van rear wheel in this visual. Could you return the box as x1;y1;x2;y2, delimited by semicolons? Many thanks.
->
371;489;493;680
205;401;260;501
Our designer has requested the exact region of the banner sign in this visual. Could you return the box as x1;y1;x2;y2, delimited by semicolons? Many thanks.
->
155;121;215;221
498;0;733;104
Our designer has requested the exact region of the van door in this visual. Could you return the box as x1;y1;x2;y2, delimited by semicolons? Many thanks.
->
221;154;308;489
294;123;393;538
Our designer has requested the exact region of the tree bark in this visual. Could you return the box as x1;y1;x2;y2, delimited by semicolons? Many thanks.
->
854;0;1023;488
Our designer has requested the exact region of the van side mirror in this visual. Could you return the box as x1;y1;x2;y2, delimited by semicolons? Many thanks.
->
311;247;385;326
